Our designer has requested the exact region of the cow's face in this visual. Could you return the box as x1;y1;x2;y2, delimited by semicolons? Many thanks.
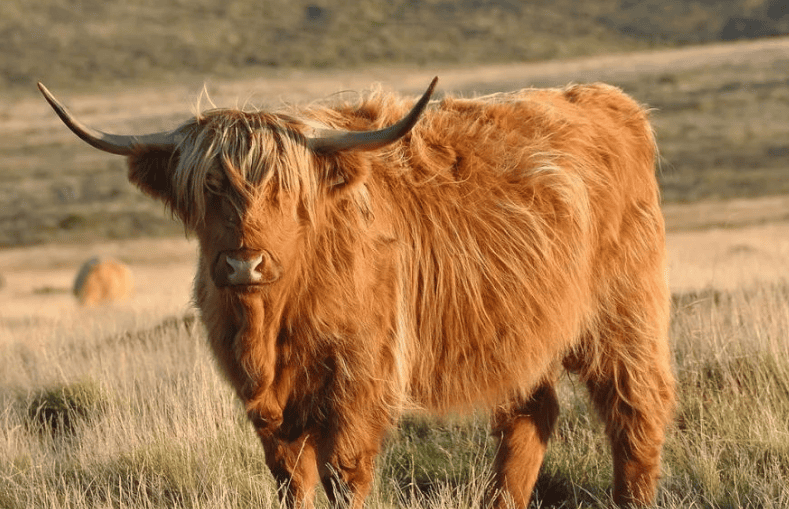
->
197;180;302;292
162;112;314;293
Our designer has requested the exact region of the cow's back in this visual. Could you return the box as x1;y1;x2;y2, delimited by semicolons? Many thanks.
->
362;84;663;413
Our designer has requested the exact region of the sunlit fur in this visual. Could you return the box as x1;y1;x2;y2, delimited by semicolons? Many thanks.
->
124;83;675;508
72;257;134;307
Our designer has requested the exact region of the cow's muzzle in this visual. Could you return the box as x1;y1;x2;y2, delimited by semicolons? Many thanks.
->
214;248;283;288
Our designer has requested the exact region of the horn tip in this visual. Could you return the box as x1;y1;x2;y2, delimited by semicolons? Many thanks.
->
37;82;59;108
427;76;438;96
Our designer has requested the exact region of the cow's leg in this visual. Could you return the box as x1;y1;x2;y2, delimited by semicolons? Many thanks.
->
253;422;319;509
489;383;560;509
574;201;675;506
318;450;377;509
569;307;675;508
316;414;389;509
583;359;674;507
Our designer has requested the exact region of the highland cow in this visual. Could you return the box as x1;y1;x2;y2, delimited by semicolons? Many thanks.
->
72;257;134;307
39;78;675;507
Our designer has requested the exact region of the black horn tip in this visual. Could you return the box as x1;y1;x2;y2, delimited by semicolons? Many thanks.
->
427;76;439;95
415;77;439;110
302;77;440;154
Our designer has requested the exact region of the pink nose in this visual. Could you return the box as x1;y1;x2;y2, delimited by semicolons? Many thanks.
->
225;253;265;285
219;249;283;287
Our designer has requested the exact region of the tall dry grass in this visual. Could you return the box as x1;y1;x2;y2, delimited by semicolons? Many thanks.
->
1;281;789;508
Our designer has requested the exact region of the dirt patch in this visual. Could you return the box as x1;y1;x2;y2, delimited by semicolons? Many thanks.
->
667;219;789;292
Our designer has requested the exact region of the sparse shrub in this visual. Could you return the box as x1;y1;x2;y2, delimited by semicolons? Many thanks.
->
26;378;109;436
720;16;780;40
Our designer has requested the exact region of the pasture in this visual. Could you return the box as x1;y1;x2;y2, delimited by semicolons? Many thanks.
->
2;38;789;507
2;217;789;508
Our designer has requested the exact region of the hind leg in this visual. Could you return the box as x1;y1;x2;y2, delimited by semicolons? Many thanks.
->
585;361;674;506
489;383;560;509
569;319;675;508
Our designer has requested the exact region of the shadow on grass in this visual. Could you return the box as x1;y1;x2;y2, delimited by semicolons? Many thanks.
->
385;413;605;507
390;468;598;508
20;314;198;438
25;378;109;436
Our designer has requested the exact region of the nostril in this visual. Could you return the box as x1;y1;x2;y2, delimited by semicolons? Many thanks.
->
259;253;284;282
249;254;264;269
225;256;241;276
254;258;265;274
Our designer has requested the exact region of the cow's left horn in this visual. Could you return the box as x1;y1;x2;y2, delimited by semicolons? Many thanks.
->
307;77;438;154
37;82;179;156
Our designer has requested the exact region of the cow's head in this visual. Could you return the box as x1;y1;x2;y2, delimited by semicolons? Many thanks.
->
39;79;437;292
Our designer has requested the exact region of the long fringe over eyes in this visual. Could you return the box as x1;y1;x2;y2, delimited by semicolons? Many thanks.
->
171;110;318;228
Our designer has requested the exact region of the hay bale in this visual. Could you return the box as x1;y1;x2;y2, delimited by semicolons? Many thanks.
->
73;257;133;306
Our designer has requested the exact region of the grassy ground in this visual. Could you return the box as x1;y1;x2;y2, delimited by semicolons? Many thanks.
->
1;225;788;508
2;279;788;508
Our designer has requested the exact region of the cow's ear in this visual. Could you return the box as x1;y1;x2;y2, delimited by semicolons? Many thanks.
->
321;152;371;198
127;148;179;205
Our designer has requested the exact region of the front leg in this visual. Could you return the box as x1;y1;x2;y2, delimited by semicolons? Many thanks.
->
319;449;378;509
254;420;320;509
316;409;391;509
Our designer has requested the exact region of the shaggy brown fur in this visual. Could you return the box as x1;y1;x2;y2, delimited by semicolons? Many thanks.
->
59;82;675;507
72;257;134;307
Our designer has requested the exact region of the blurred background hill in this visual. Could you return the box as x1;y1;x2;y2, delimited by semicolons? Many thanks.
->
3;0;789;247
3;0;789;91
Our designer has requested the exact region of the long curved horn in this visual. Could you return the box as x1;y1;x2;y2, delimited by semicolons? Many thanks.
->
37;82;179;156
306;76;438;154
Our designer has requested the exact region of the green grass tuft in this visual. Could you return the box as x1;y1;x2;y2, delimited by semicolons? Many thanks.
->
26;378;109;436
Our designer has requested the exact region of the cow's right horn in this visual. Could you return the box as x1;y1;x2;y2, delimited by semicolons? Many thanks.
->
38;82;179;156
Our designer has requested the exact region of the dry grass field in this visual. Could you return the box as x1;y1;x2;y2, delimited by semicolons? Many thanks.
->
3;228;789;508
3;37;789;508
